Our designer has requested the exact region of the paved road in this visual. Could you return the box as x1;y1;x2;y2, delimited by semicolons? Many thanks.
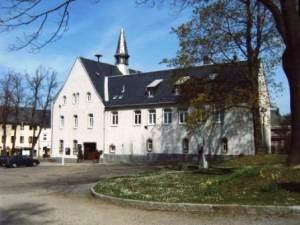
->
0;164;299;225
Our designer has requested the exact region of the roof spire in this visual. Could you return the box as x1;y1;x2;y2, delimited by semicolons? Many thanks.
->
115;28;129;66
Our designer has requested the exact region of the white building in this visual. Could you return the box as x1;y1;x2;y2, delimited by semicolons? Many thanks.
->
0;108;51;158
51;30;271;163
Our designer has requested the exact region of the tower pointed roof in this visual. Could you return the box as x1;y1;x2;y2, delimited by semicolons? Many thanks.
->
115;28;130;65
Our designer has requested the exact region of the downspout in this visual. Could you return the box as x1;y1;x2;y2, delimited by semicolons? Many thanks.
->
102;76;109;163
50;101;54;159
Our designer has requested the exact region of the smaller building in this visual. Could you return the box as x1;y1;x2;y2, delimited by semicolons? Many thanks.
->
271;107;290;154
0;107;51;158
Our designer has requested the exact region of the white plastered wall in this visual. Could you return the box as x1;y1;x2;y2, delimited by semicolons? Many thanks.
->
104;106;255;157
51;58;105;159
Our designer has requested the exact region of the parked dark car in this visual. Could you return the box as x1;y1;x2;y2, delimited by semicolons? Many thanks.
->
0;155;9;166
5;155;40;168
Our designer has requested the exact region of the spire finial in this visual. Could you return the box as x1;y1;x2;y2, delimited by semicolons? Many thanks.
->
115;28;129;66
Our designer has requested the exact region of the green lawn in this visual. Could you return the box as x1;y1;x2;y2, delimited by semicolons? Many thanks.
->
94;155;300;205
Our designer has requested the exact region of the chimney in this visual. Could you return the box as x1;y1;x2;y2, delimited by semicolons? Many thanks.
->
203;55;210;65
95;54;102;63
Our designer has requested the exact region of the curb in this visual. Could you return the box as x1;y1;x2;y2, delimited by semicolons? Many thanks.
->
90;185;300;216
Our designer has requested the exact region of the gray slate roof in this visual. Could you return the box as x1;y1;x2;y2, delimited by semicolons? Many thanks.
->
79;57;138;100
79;57;249;109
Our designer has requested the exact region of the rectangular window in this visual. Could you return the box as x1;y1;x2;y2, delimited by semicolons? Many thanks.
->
86;92;91;102
109;144;116;153
179;110;188;124
134;110;141;125
88;114;94;128
59;140;64;153
73;115;78;128
29;136;33;144
65;147;71;155
1;136;4;143
20;123;24;130
163;108;172;124
148;109;156;125
111;112;118;125
73;140;78;155
147;139;153;152
72;93;76;104
60;116;64;129
63;96;67;105
20;136;24;144
43;134;47;141
214;110;224;124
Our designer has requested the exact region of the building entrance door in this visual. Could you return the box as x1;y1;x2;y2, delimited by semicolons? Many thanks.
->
83;142;97;160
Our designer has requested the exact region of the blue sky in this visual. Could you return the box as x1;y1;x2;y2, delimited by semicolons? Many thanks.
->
0;0;290;114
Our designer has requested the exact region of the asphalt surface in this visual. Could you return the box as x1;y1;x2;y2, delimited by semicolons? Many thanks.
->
0;163;299;225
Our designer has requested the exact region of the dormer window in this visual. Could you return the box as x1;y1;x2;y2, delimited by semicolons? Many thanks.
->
146;79;163;98
174;76;190;96
147;88;155;98
174;87;180;96
208;73;218;80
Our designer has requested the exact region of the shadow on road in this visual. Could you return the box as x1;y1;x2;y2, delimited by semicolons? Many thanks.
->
0;203;55;225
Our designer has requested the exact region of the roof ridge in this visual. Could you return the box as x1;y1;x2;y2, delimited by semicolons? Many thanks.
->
107;61;247;79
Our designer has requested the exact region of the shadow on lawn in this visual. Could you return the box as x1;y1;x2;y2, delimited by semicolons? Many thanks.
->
188;166;235;175
0;203;55;225
278;182;300;193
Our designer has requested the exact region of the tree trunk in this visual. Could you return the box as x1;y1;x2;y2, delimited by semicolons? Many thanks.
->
283;48;300;165
2;124;7;155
